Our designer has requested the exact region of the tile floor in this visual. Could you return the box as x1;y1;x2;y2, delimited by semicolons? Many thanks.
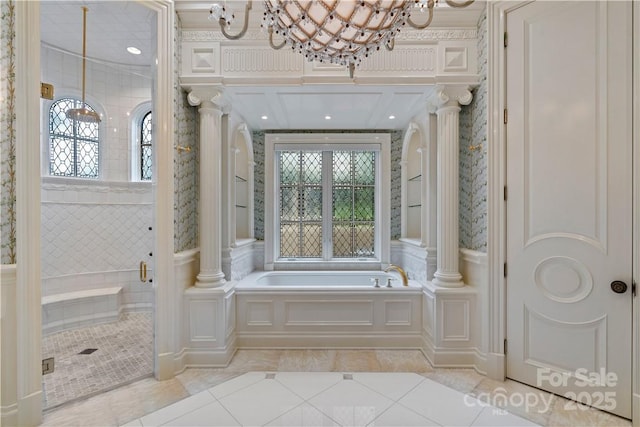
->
41;349;632;427
122;371;537;427
42;312;153;409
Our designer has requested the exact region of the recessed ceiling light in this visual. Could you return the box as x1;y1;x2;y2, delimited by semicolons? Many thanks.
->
325;115;331;120
127;46;142;55
261;115;268;120
389;115;396;120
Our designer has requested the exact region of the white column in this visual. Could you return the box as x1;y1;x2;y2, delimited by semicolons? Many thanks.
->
428;85;473;288
189;89;228;287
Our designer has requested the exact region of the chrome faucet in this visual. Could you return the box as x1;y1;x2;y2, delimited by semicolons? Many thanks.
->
384;264;409;286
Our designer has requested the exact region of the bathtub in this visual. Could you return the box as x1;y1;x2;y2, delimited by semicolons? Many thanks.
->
237;270;422;290
234;271;424;348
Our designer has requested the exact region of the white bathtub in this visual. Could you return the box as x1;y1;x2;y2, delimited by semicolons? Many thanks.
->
237;270;422;290
234;271;424;348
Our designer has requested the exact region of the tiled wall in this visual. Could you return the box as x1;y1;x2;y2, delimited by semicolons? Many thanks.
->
40;44;154;294
251;130;403;242
40;179;154;311
41;182;153;280
0;0;15;264
41;46;152;182
173;12;199;253
459;8;488;252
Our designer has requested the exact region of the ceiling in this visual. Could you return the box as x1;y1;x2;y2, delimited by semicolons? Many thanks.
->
40;0;155;67
225;84;435;130
40;1;482;130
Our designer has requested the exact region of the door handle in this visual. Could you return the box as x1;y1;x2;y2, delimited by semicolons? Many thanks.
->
139;261;147;283
611;280;627;294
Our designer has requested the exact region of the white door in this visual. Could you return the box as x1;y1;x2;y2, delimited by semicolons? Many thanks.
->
505;1;632;418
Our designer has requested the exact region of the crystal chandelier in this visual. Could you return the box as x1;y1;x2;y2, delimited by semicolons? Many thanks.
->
209;0;475;78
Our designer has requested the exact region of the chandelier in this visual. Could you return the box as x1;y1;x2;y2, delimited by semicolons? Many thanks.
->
209;0;475;78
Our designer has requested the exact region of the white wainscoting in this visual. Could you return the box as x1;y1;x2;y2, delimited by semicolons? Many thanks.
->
235;284;423;349
422;249;488;373
174;248;236;372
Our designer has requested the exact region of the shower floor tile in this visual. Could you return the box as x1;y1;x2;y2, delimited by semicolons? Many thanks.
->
41;311;153;410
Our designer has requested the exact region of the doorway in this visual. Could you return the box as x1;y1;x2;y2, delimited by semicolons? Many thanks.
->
503;1;633;418
39;1;157;409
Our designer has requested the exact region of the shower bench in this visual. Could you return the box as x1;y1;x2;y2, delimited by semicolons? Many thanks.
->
41;286;122;335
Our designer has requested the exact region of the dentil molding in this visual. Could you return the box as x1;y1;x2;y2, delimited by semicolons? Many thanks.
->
182;28;478;42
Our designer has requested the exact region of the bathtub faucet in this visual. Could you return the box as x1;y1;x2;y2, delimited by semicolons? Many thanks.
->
384;264;409;286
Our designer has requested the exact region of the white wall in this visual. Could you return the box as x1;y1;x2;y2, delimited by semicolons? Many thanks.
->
39;46;154;313
41;46;152;181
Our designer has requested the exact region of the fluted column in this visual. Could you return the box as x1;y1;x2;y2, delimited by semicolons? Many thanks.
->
428;85;473;288
189;88;228;287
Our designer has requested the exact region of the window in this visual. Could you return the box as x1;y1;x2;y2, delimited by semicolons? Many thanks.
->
140;111;152;181
49;98;100;178
265;133;390;268
278;150;376;259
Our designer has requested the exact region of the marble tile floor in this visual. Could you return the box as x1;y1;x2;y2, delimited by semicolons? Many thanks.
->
40;350;632;427
42;312;153;410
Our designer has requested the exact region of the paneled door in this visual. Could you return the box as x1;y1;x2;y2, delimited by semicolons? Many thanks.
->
505;1;632;418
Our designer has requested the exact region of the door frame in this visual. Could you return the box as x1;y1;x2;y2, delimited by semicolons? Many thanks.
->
13;0;175;423
487;0;639;423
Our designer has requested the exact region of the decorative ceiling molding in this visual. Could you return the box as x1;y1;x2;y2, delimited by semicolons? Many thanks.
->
182;28;478;43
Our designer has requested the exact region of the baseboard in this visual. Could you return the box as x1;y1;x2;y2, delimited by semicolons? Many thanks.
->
0;403;18;427
236;333;424;349
173;348;188;375
429;348;478;368
420;332;435;365
156;352;175;381
485;352;506;381
633;393;639;426
18;391;42;427
473;349;488;376
421;332;488;372
180;345;237;368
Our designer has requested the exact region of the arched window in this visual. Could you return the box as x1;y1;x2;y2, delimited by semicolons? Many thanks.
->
49;98;100;178
140;111;152;181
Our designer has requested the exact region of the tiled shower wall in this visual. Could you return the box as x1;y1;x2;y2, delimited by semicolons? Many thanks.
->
459;8;488;252
251;130;403;241
40;181;153;305
0;0;15;264
173;12;199;253
41;46;152;181
40;45;153;297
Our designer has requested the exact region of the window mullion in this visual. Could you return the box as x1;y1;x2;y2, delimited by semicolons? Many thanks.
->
322;151;333;261
351;152;356;255
298;152;304;257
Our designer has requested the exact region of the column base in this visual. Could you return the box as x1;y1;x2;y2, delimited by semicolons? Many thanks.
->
432;271;465;288
195;271;227;288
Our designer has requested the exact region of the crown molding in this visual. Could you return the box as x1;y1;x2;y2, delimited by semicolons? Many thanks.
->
182;28;478;43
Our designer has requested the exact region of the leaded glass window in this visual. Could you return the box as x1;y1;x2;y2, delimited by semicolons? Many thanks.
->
140;111;152;181
332;151;375;257
49;98;99;178
278;149;377;260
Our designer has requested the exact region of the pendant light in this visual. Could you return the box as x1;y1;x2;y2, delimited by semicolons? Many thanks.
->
66;6;101;123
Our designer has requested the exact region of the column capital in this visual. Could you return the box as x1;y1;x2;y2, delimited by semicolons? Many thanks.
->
427;84;474;113
187;86;231;113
